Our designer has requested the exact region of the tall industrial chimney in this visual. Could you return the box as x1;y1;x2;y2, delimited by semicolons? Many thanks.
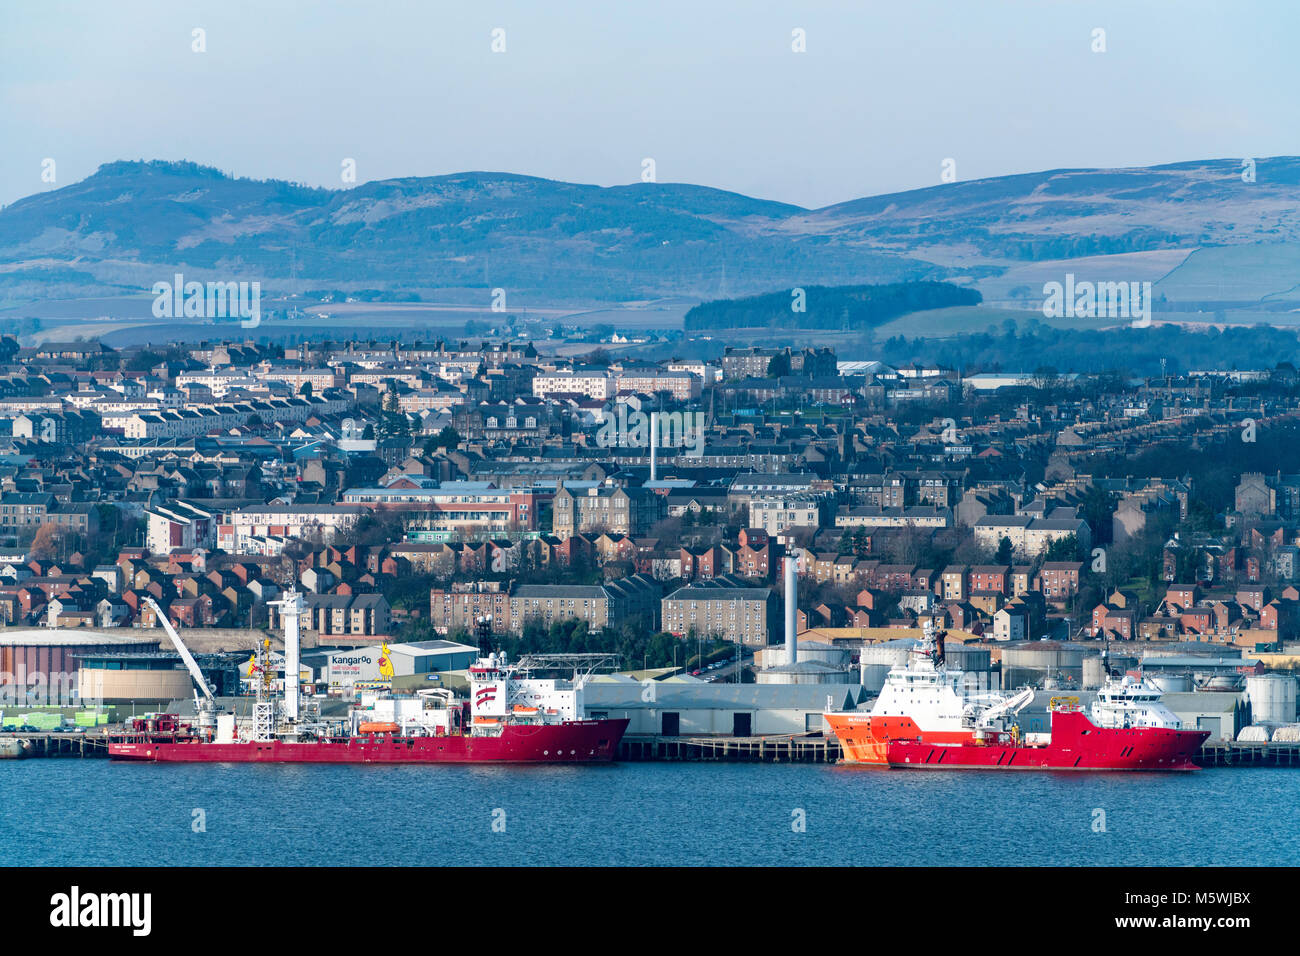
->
784;552;798;666
277;589;305;721
649;410;658;482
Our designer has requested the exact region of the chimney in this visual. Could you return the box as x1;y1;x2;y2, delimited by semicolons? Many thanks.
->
278;589;305;722
649;411;658;482
784;553;798;665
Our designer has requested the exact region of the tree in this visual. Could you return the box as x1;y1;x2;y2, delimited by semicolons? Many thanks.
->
766;351;791;378
422;426;460;456
996;535;1014;565
378;384;411;442
30;522;58;560
299;381;313;398
1044;534;1080;562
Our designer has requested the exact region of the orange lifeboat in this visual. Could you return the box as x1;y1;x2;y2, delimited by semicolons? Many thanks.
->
358;721;400;734
512;705;540;715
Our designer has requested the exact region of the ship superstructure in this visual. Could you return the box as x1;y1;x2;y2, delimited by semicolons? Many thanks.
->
823;621;1029;764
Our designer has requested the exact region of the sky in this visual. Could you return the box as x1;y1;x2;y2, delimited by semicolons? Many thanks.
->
1;0;1298;210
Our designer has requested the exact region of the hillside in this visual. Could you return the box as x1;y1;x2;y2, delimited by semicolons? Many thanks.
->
3;157;1300;314
684;282;981;332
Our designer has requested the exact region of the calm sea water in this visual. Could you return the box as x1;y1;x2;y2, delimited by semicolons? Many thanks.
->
3;759;1298;866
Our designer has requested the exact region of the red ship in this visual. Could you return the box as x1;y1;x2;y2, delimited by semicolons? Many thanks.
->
108;593;629;764
108;717;628;764
884;678;1210;772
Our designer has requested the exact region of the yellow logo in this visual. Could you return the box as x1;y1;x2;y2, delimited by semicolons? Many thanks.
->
378;642;394;679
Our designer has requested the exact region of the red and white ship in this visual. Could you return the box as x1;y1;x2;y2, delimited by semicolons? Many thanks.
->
108;593;627;764
885;676;1210;771
823;622;1030;764
824;622;1209;771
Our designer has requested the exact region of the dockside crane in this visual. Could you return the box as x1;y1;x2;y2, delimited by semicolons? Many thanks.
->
143;596;219;736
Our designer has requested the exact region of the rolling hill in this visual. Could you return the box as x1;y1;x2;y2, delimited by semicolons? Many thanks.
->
3;156;1300;315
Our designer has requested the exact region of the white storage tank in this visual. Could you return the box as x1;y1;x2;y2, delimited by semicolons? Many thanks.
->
1246;674;1298;724
1082;656;1106;690
1237;724;1272;743
858;639;916;693
1148;674;1194;694
777;640;850;668
1270;724;1300;743
944;645;991;671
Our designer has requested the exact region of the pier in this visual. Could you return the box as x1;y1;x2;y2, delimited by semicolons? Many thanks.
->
618;734;841;763
1198;741;1300;767
0;733;110;759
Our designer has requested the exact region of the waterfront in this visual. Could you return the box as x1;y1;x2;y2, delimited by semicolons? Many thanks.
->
4;760;1298;867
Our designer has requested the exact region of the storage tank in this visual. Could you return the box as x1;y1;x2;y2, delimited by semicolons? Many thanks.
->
944;645;990;672
1001;641;1090;689
1148;674;1194;694
858;639;916;693
1082;656;1106;690
1237;724;1273;742
777;640;850;668
1270;724;1300;742
1246;674;1298;724
756;660;857;685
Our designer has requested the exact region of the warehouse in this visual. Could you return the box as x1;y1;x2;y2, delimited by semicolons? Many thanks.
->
384;639;478;677
0;628;159;706
583;678;868;736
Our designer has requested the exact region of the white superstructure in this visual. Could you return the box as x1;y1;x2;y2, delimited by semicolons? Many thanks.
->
839;621;1025;731
1088;675;1184;730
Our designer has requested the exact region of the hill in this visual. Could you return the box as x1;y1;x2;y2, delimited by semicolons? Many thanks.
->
684;282;981;332
4;157;1300;316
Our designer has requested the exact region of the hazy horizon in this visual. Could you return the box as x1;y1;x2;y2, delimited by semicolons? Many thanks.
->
2;0;1298;209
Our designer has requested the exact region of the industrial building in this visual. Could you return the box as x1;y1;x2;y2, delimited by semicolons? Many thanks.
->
0;628;160;706
583;678;869;736
74;650;244;707
383;640;478;677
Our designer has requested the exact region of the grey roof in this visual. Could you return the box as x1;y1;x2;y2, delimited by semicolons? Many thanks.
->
664;584;773;601
584;682;866;711
512;584;609;599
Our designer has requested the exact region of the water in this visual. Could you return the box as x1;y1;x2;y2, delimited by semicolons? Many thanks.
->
4;760;1298;866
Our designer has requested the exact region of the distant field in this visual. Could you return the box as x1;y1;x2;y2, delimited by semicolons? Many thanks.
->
1154;244;1300;303
976;248;1195;308
872;305;1127;339
0;294;696;345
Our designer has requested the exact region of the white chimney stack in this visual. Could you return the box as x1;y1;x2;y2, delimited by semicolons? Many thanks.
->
649;410;658;482
784;552;798;665
276;589;305;722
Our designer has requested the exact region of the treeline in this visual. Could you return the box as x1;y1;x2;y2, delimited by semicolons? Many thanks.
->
879;321;1300;375
684;281;981;332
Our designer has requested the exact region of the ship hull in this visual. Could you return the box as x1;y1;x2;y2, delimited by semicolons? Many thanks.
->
824;713;975;765
884;711;1210;772
107;718;629;764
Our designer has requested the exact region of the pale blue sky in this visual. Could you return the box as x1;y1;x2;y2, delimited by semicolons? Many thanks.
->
1;0;1296;209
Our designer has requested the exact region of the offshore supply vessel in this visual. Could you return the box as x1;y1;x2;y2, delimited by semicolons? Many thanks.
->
823;621;1031;764
884;676;1210;771
108;592;628;764
823;622;1209;771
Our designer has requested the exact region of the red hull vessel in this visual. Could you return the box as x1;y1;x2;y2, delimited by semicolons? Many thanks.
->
885;710;1209;772
108;719;629;764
